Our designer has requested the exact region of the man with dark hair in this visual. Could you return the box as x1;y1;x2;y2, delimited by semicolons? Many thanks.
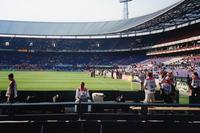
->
189;72;200;104
186;74;192;88
190;72;200;97
75;82;91;112
143;72;156;103
6;73;18;103
139;71;146;91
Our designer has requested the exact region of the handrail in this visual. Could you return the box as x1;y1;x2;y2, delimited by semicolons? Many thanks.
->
0;102;200;108
0;102;199;122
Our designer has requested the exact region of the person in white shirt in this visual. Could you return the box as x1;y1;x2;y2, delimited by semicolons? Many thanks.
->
6;73;17;103
143;72;156;103
75;82;91;112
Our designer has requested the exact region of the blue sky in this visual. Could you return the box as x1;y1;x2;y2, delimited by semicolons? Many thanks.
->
0;0;181;22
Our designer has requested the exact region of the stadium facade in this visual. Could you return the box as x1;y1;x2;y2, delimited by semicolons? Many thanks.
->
0;0;199;37
0;0;199;69
0;0;200;133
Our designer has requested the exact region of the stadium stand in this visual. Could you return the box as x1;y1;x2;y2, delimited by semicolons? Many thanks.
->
0;0;200;132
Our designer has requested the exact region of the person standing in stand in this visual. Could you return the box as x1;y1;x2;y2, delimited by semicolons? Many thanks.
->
189;72;200;103
75;82;91;112
6;73;18;103
143;72;156;103
139;71;146;91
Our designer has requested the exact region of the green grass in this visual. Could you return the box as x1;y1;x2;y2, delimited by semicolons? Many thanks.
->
179;95;189;104
0;71;189;104
0;71;139;91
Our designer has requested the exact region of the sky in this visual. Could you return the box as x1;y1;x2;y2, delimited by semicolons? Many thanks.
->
0;0;181;22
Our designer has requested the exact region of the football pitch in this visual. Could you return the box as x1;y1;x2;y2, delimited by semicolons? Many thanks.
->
0;71;188;103
0;71;139;91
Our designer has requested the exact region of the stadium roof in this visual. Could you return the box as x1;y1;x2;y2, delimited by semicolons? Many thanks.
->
0;0;199;38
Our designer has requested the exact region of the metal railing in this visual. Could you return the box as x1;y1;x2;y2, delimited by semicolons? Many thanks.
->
0;102;200;122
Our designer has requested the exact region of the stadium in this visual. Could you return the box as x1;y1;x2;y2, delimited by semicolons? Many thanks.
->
0;0;200;133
